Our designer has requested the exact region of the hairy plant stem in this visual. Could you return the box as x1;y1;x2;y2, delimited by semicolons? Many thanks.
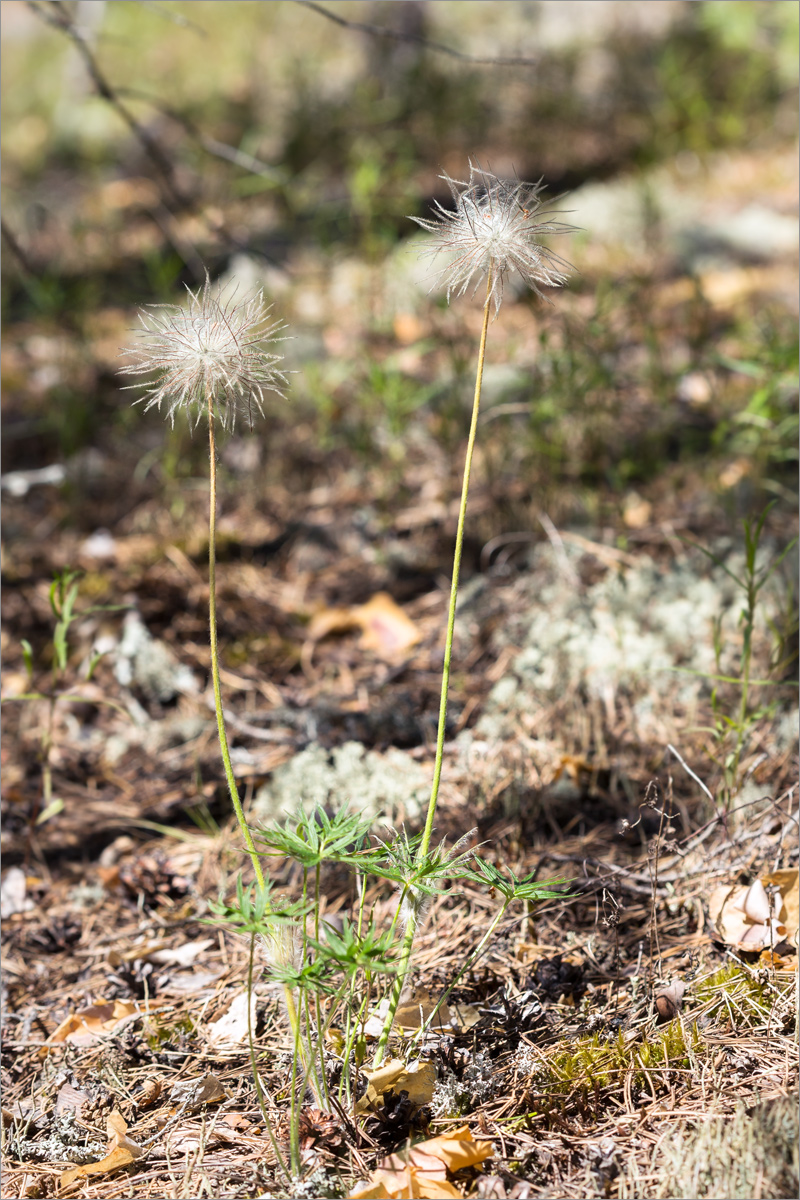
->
374;278;493;1067
207;395;309;1095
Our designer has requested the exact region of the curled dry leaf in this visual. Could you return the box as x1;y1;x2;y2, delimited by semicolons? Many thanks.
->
709;868;798;952
48;999;139;1047
59;1110;143;1189
308;592;421;661
169;1072;228;1112
348;1124;493;1199
655;979;686;1020
356;1058;437;1113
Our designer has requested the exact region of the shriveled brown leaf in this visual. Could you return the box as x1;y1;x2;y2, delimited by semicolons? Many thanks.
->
308;592;421;660
766;868;799;944
356;1058;437;1113
59;1110;143;1189
348;1125;493;1198
169;1073;228;1112
49;1000;139;1046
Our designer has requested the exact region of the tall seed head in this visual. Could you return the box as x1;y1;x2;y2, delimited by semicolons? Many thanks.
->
120;274;288;429
412;161;575;315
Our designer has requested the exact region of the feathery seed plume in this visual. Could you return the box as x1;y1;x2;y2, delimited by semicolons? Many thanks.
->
412;162;575;315
121;275;288;429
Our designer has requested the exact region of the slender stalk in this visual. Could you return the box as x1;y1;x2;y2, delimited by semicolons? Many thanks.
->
207;395;311;1096
420;279;493;859
207;397;265;889
374;277;494;1067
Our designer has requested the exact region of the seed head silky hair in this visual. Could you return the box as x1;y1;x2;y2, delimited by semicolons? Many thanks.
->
122;274;288;430
412;161;576;316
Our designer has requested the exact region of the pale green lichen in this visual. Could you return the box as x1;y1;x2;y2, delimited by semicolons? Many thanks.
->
654;1093;799;1199
251;741;430;826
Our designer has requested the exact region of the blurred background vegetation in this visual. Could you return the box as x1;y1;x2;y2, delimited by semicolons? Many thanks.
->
2;0;797;569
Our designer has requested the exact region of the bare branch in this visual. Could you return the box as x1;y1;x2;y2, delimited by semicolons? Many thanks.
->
117;88;287;185
294;0;539;68
26;0;190;209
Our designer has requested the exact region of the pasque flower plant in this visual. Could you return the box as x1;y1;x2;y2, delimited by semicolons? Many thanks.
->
121;279;312;1150
374;162;575;1064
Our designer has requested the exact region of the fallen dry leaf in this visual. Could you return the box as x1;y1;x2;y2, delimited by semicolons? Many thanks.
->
655;979;686;1020
136;1078;162;1108
169;1073;228;1112
54;1082;91;1118
766;868;799;945
357;1058;437;1113
308;592;421;660
147;937;215;967
348;1124;493;1198
206;990;256;1048
394;985;452;1031
414;1125;494;1173
49;1000;139;1046
709;869;798;952
60;1110;143;1189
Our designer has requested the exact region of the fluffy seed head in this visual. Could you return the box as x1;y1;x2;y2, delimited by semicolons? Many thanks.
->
120;275;288;429
412;162;575;315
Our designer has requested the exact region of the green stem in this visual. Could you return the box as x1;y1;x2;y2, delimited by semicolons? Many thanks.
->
420;282;492;860
374;278;494;1067
207;398;311;1098
207;400;264;889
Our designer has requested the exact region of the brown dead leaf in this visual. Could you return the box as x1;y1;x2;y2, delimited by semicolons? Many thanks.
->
59;1111;143;1189
415;1125;494;1172
709;870;798;951
60;1144;138;1189
758;949;793;970
356;1058;437;1113
766;868;799;945
169;1073;228;1112
655;979;686;1021
54;1083;90;1118
136;1078;162;1108
348;1125;493;1199
49;1000;139;1046
308;592;421;661
394;985;451;1031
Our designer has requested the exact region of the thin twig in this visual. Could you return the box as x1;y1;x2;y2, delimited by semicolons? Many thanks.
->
27;0;189;209
1;219;36;276
117;88;288;184
294;0;539;67
667;743;715;804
